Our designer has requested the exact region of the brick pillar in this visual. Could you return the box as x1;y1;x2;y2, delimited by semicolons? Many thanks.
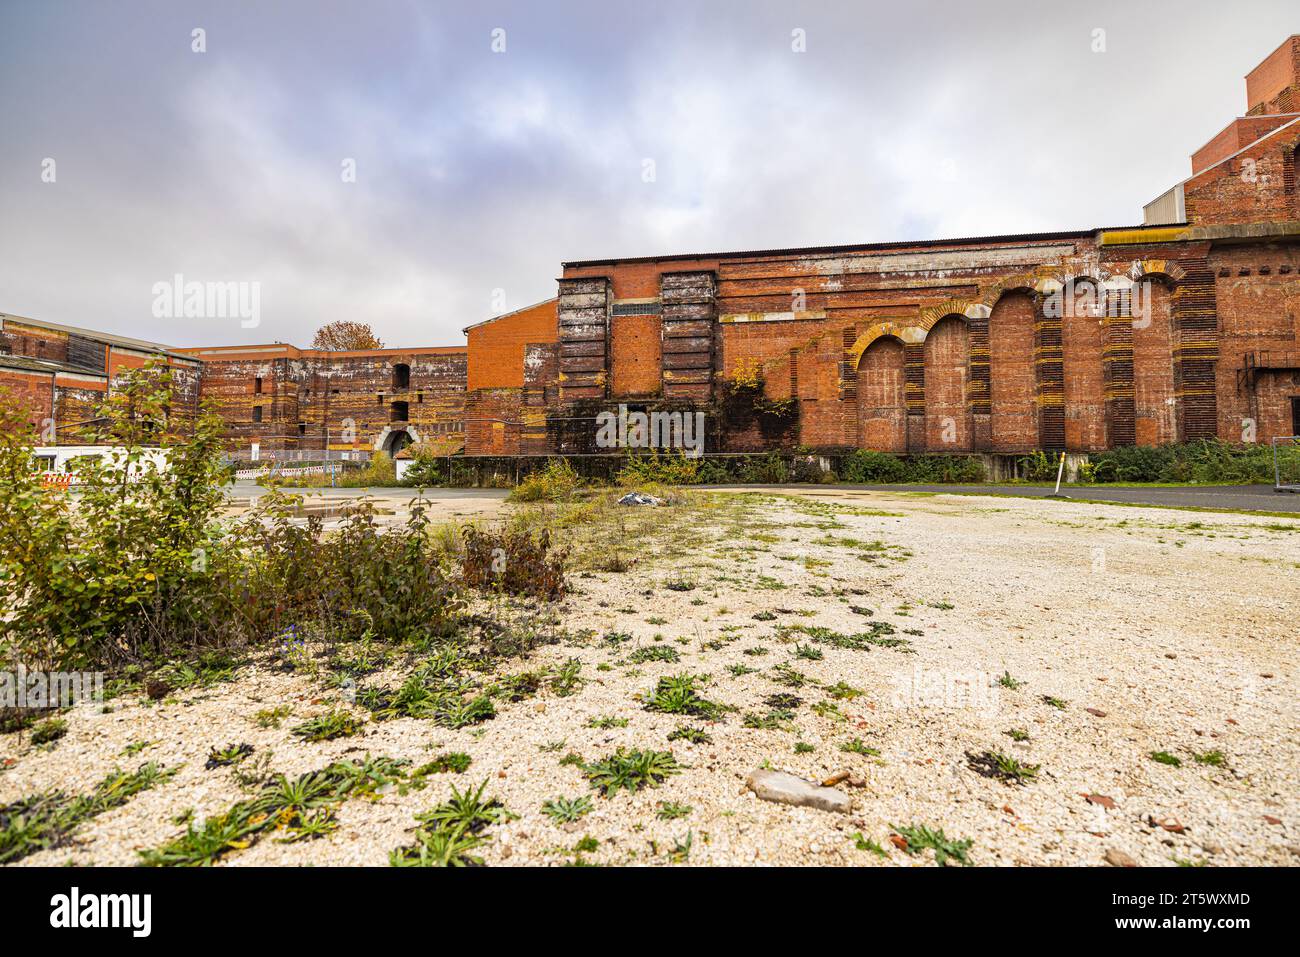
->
904;341;925;452
557;277;610;405
1036;295;1066;450
1103;308;1136;448
967;310;992;451
1172;253;1218;441
660;271;716;401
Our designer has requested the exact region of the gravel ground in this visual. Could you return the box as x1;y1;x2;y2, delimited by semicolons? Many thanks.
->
3;489;1297;867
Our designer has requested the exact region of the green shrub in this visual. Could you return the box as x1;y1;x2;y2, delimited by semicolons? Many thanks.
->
509;459;581;502
841;450;984;484
0;364;234;671
0;366;470;672
1089;440;1274;484
616;450;700;486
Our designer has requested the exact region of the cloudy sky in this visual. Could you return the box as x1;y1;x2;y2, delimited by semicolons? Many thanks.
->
0;0;1295;349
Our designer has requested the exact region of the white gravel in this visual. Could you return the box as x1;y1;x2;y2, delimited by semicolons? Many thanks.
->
3;489;1297;867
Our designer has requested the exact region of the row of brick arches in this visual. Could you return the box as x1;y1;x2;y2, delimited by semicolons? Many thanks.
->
855;284;1181;453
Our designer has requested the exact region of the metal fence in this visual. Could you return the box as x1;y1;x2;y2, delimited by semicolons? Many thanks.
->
224;449;371;464
1273;436;1300;491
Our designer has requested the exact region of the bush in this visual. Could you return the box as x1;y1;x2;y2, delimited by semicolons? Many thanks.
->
509;459;581;502
616;451;700;486
399;445;444;487
1088;440;1274;484
0;366;470;672
840;450;985;484
461;527;567;600
841;450;908;483
0;364;234;671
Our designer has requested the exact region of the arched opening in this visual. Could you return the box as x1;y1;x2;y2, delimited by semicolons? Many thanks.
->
923;315;971;451
392;363;411;390
989;291;1038;451
857;336;907;452
383;428;412;456
1132;278;1178;445
1061;279;1107;451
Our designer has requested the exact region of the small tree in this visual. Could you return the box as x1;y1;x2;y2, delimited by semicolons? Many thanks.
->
0;361;234;669
312;321;384;351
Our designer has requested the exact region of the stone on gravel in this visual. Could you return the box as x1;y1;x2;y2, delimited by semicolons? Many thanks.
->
746;769;850;813
1104;848;1138;867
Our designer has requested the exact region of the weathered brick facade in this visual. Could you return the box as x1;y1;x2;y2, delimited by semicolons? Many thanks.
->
175;343;467;456
1;313;201;444
512;37;1300;457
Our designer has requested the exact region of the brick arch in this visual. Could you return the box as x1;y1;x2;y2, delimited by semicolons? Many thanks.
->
1126;259;1187;283
923;313;973;451
856;334;908;452
845;320;927;370
978;272;1062;314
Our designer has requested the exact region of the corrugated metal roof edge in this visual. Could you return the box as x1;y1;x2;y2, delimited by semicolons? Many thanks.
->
560;227;1153;269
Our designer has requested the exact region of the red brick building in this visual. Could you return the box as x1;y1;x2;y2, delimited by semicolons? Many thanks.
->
514;36;1300;458
5;36;1298;463
0;312;202;444
173;342;467;456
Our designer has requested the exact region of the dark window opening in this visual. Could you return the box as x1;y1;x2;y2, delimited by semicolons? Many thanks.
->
377;393;384;405
392;363;411;390
1291;397;1300;436
254;376;263;394
252;406;263;423
298;423;306;436
390;400;409;422
417;391;424;403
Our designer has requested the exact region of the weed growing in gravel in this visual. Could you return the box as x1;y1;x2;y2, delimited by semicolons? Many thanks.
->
966;750;1039;785
642;674;723;720
794;741;815;754
852;832;888;857
777;622;912;652
390;779;512;867
1191;750;1227;768
588;716;629;729
29;718;68;746
742;710;791;731
667;725;712;745
205;743;254;769
657;801;693;820
541;795;594;824
142;757;405;866
764;692;803;711
825;681;863;700
1005;728;1030;742
793;643;823;661
1;763;176;864
1042;695;1068;710
769;663;807;688
841;738;880;757
997;671;1024;689
1149;751;1182;767
892;823;973;867
583;748;681;797
415;752;472;775
727;664;758;677
292;710;364;742
628;646;680;664
253;705;293;729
